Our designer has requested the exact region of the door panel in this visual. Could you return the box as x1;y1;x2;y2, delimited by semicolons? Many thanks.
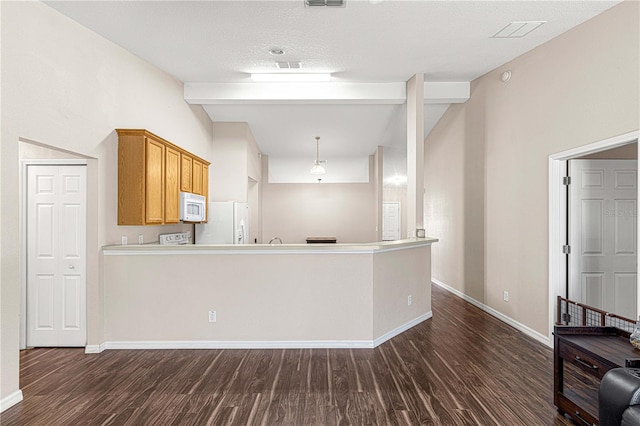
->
614;199;636;254
35;275;55;330
36;204;55;257
62;275;82;329
583;273;604;308
581;199;604;254
62;204;82;256
615;170;637;189
614;273;637;319
569;159;637;317
27;165;86;347
382;202;401;241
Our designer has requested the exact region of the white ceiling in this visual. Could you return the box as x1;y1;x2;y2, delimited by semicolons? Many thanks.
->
46;0;621;164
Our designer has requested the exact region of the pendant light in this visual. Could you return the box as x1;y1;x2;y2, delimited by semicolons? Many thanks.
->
310;136;326;175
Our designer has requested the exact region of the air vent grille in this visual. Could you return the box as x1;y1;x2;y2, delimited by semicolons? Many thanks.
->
305;0;345;7
492;21;546;38
276;61;302;69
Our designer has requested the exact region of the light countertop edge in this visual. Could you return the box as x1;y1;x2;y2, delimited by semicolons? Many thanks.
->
102;237;438;255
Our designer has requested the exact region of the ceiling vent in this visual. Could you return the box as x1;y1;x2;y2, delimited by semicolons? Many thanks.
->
491;21;546;38
305;0;346;7
276;61;302;69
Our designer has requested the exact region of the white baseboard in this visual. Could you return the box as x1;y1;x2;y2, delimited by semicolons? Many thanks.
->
432;279;552;347
83;314;435;352
0;390;23;413
373;312;433;347
85;343;107;354
99;340;375;350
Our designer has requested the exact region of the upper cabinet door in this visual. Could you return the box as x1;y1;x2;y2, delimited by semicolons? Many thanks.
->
202;164;209;222
165;146;181;224
203;164;209;199
192;159;203;195
145;137;165;224
181;154;192;193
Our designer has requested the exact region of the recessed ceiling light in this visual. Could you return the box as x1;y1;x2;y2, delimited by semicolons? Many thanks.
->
492;21;546;38
269;48;285;56
251;73;331;82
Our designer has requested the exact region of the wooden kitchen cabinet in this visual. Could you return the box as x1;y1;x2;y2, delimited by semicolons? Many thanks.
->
202;164;209;220
203;164;209;195
192;159;203;195
117;129;210;225
144;137;165;224
165;146;181;224
180;154;192;193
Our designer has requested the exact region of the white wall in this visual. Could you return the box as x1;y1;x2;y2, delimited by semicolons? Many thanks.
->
1;1;213;403
424;1;639;336
579;142;637;160
211;122;250;202
373;246;430;337
210;122;263;242
246;126;263;243
246;127;262;182
424;101;485;303
268;156;370;184
104;252;374;342
374;147;383;241
101;243;432;345
261;155;377;244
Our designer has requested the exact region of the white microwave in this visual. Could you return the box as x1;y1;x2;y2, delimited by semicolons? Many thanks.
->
180;192;206;222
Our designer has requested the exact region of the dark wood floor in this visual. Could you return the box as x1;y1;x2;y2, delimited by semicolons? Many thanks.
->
2;284;573;425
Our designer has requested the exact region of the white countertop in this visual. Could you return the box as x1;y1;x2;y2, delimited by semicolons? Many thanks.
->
103;237;438;255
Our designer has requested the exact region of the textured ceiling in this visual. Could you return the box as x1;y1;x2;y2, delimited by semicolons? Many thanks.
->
46;1;621;163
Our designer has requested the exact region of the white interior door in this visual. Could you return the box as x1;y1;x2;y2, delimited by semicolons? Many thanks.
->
569;159;637;318
382;202;401;241
27;165;87;347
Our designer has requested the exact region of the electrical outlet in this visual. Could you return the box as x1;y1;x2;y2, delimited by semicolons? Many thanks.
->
138;234;144;245
503;291;509;302
208;310;217;323
121;236;127;245
408;295;413;306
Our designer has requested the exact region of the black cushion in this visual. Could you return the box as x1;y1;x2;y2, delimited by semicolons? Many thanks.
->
600;368;640;426
623;406;640;426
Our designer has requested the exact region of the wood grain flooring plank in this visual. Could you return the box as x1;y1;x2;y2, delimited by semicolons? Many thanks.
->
2;284;575;426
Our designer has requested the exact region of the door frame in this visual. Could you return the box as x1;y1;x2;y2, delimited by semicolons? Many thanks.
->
20;159;88;349
548;130;639;346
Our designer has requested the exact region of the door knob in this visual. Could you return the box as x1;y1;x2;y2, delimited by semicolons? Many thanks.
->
68;265;75;269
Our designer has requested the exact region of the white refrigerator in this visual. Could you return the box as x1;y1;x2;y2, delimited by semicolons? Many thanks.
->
195;201;249;244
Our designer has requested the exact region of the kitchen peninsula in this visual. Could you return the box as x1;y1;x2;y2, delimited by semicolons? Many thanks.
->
96;238;437;352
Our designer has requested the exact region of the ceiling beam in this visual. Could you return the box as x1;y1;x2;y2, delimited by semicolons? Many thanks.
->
424;82;470;104
184;82;469;105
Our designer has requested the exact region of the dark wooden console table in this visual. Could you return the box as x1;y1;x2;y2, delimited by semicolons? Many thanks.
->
306;237;337;244
554;326;640;425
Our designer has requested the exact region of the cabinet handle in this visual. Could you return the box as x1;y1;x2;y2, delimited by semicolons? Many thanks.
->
574;410;594;426
574;356;598;370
